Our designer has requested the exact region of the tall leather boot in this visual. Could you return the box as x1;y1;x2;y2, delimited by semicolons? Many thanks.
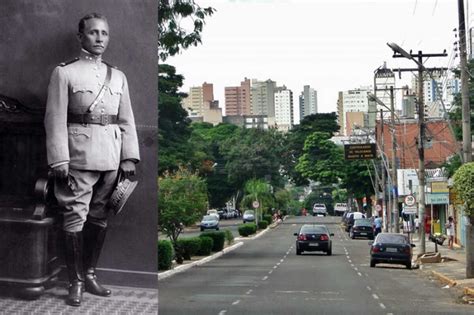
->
64;231;85;306
83;222;112;297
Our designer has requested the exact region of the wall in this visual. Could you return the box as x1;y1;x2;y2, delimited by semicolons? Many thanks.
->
0;0;157;288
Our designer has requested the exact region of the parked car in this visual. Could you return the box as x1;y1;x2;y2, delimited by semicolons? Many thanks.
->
312;203;327;216
349;218;374;239
294;224;334;255
369;233;415;269
242;210;255;223
200;215;220;231
217;208;226;220
344;211;366;232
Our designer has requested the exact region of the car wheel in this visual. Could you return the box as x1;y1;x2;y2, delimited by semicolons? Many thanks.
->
406;262;412;269
350;231;355;239
200;228;204;232
370;259;376;268
216;227;219;231
296;248;302;255
327;247;332;256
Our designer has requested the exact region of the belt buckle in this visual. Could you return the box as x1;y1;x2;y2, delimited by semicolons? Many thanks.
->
100;114;109;126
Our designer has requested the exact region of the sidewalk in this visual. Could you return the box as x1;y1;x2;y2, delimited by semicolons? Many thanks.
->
411;233;474;303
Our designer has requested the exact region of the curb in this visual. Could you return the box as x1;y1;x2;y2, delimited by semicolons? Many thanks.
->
464;287;474;297
158;241;244;280
431;270;457;287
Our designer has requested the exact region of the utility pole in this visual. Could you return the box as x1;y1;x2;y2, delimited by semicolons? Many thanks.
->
457;0;474;278
380;109;388;233
390;86;399;233
388;43;447;254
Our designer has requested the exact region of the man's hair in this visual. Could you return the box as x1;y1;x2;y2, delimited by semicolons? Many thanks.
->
78;13;108;33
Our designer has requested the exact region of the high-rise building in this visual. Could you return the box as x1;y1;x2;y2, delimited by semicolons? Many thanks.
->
224;78;251;116
251;79;276;117
374;62;396;119
341;87;375;136
182;82;222;125
274;86;293;131
182;86;204;116
299;85;318;121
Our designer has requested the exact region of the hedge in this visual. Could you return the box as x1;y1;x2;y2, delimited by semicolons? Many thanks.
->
263;214;273;225
200;231;226;252
197;236;213;256
176;237;201;260
238;223;257;237
158;240;173;271
258;220;268;230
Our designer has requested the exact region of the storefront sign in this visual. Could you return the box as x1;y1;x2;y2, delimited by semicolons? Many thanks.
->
431;182;449;193
426;193;449;205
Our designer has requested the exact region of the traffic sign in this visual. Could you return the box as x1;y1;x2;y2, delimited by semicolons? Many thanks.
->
252;200;259;209
404;195;416;207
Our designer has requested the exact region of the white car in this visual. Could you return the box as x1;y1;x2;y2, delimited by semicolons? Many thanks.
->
312;203;327;216
207;209;219;220
242;210;255;223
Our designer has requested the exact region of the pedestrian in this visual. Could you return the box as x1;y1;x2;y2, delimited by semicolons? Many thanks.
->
414;215;420;236
44;13;140;306
446;216;455;250
373;215;382;237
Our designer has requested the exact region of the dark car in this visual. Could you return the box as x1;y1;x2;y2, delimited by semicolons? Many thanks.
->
369;233;415;269
350;218;374;240
294;224;334;256
344;212;366;232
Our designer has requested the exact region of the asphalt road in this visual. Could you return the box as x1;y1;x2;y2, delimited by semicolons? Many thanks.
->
158;216;472;314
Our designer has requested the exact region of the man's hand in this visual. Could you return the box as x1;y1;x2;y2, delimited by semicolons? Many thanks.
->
119;160;136;178
51;164;69;180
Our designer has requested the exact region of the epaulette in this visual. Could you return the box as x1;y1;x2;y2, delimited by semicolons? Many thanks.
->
102;60;118;69
58;57;79;67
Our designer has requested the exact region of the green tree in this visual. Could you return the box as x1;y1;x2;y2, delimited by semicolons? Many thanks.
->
159;0;215;61
450;60;474;141
240;179;274;222
158;167;208;261
340;160;374;213
453;162;474;216
282;113;340;185
296;131;344;186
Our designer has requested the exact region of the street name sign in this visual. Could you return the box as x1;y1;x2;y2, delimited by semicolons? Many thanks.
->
344;143;376;160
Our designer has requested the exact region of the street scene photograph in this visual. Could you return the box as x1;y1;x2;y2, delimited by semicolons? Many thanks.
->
159;0;473;314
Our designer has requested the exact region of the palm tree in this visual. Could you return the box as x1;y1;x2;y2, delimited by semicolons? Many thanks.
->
241;179;273;224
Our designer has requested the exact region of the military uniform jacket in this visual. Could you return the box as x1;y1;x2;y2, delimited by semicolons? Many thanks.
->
44;51;140;171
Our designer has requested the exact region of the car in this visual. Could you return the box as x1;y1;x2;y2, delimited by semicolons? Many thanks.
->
200;215;220;231
207;209;220;220
368;233;415;269
312;203;327;216
349;218;374;239
344;211;366;232
242;210;255;223
217;208;226;219
294;224;334;255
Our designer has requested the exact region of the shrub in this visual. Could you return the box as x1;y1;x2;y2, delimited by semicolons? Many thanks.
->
176;237;201;260
263;214;273;225
200;231;226;252
158;240;173;270
224;229;234;245
197;236;213;256
258;220;268;230
238;223;257;237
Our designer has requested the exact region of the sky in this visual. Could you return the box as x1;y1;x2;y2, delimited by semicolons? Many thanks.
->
167;0;466;115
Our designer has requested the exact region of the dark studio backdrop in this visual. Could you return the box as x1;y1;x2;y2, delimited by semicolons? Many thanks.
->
0;0;158;287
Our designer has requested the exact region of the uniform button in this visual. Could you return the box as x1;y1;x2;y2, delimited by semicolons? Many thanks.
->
93;67;98;70
96;74;100;78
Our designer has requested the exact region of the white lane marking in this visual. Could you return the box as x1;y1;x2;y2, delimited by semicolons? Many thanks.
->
246;289;253;295
277;262;281;266
357;272;362;276
276;290;309;294
346;256;350;259
292;224;296;226
380;303;386;309
350;264;355;267
269;270;273;274
354;267;358;271
218;311;227;315
365;273;369;277
366;286;372;291
232;300;240;305
262;276;268;280
348;259;352;263
280;259;284;263
372;294;379;300
273;266;278;269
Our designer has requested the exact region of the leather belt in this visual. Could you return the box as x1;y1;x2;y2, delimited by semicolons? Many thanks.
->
68;113;118;126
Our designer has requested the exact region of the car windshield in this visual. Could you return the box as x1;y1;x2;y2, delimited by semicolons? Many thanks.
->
376;234;408;244
300;225;328;234
244;210;254;215
354;219;372;226
202;215;216;221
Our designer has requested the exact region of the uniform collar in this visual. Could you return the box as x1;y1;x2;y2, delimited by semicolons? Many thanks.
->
80;49;102;64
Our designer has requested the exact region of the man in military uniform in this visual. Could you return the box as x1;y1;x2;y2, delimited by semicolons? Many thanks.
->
44;13;140;306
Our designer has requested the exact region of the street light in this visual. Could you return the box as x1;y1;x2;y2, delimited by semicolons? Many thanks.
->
387;42;423;68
